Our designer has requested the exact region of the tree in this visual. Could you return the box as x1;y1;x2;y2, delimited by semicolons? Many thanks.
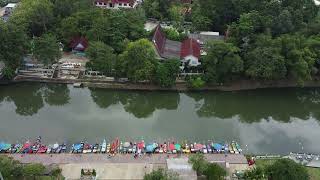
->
59;9;101;44
22;164;46;177
0;22;28;78
265;159;309;180
142;0;171;20
245;46;287;80
277;35;316;84
86;41;116;75
144;168;178;180
155;59;180;87
10;0;54;36
203;41;243;83
244;167;265;180
118;39;157;82
203;163;227;180
87;10;146;53
189;154;208;175
33;33;61;66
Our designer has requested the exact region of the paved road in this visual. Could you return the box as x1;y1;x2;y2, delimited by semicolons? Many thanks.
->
8;153;247;165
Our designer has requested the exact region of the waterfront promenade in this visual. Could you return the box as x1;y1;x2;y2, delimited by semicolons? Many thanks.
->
8;153;247;165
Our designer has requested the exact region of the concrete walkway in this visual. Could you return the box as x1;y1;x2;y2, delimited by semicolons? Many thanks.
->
8;154;247;165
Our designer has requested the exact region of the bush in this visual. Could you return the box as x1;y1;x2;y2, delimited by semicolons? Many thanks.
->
187;76;206;89
163;28;188;41
144;168;178;180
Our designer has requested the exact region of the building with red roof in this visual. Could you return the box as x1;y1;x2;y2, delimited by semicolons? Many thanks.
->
94;0;139;9
69;37;88;52
180;38;201;66
151;24;201;66
152;25;182;60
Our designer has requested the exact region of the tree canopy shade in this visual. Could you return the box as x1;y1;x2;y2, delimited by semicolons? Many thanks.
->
33;33;61;66
143;168;178;180
155;59;180;87
0;22;28;78
10;0;54;36
203;41;243;83
265;159;309;180
86;41;116;75
203;163;226;180
117;39;157;82
188;154;208;176
277;35;316;84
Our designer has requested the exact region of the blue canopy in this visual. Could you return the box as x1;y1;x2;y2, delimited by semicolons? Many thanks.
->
73;144;83;151
0;142;5;151
0;143;10;151
146;144;155;153
213;143;223;150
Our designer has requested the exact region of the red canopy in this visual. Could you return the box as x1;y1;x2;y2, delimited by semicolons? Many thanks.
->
137;141;145;149
194;144;203;150
169;144;175;151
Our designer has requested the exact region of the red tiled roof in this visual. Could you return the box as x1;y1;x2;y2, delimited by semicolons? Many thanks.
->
69;37;88;51
152;25;166;56
180;38;201;59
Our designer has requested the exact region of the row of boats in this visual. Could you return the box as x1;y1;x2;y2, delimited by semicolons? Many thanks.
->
0;137;243;155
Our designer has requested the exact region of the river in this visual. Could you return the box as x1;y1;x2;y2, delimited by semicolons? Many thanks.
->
1;83;320;154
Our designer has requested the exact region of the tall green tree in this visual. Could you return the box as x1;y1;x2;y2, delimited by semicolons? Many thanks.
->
10;0;54;36
189;154;208;176
144;168;178;180
155;59;180;87
118;39;157;82
0;22;28;78
203;163;226;180
86;41;116;75
277;35;316;84
245;46;287;80
87;10;146;53
265;159;309;180
33;33;61;66
203;41;243;83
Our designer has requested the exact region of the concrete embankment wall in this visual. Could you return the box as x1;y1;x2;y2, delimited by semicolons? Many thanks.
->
10;76;320;91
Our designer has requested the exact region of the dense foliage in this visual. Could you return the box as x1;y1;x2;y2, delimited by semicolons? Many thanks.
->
0;0;319;86
86;41;116;75
189;154;226;179
143;0;320;85
143;168;178;180
243;158;310;180
0;155;62;179
155;59;180;87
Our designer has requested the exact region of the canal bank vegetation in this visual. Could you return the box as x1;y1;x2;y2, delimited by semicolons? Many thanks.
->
245;158;319;180
0;155;63;180
0;0;320;90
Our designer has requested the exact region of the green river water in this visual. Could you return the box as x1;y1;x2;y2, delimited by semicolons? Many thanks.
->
1;83;320;154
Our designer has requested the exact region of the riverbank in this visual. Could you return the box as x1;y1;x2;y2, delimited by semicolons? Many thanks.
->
9;75;320;91
8;153;247;165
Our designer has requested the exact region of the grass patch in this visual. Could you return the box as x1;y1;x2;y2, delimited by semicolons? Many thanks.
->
255;159;320;180
307;168;320;180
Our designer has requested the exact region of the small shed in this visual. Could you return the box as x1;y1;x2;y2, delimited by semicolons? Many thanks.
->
69;37;88;52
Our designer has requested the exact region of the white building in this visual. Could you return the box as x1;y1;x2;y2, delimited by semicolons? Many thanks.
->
94;0;138;9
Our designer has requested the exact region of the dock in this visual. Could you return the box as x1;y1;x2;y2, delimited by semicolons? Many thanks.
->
73;82;83;88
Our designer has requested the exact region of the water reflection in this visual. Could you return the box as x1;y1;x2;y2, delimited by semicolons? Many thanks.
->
186;89;320;123
89;88;180;118
1;84;320;123
0;83;70;116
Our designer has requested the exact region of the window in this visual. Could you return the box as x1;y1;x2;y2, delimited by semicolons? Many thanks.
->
119;3;122;6
124;3;127;6
109;3;113;7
